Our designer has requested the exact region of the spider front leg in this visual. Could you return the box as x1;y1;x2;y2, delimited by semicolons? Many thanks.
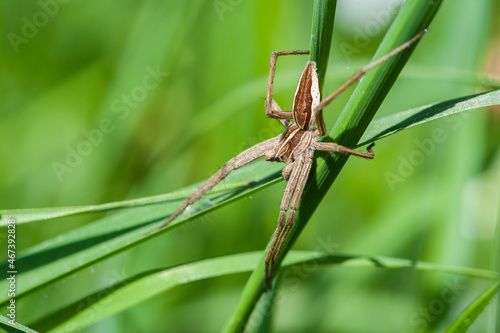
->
266;50;310;126
265;150;314;286
312;141;375;159
313;29;428;137
155;136;280;231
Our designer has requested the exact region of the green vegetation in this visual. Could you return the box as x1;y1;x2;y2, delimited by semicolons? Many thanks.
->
1;0;499;332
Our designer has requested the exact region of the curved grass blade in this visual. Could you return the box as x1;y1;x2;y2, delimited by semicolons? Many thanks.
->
445;280;500;333
32;251;499;332
0;181;256;226
0;315;38;333
359;89;500;146
0;160;283;307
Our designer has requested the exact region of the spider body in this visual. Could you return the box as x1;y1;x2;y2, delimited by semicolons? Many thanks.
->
157;30;426;287
262;56;373;280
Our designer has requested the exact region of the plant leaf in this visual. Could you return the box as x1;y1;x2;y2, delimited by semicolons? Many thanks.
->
0;181;258;226
309;0;337;87
359;89;500;146
31;251;499;332
0;161;282;307
445;280;500;333
0;315;38;333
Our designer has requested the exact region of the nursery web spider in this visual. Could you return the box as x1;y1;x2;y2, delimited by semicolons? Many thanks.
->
158;30;426;286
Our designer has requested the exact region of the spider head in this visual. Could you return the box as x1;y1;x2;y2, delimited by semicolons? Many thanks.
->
265;149;283;162
265;146;293;164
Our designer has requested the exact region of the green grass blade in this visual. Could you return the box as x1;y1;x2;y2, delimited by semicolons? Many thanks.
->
249;275;279;333
445;280;500;333
0;205;164;307
0;161;282;306
223;0;443;331
36;252;265;333
0;180;264;226
0;315;38;333
32;251;498;332
310;0;337;87
359;89;500;146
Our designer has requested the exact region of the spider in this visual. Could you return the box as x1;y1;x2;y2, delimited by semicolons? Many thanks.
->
157;30;426;286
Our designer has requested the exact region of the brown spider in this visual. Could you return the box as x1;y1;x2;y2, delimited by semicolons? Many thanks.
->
157;30;426;285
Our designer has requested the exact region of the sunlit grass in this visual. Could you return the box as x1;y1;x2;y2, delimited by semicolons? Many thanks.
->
0;0;499;332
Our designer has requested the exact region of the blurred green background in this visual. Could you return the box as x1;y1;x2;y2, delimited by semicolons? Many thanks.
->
1;0;499;332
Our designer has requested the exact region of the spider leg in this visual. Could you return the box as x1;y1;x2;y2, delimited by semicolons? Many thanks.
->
156;135;280;231
272;150;313;265
312;141;374;159
269;99;292;128
265;159;301;284
265;150;314;285
313;30;427;136
266;50;310;123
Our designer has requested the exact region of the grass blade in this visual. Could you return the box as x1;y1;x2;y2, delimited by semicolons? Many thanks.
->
310;0;337;87
359;89;500;146
445;281;500;333
0;161;282;306
33;251;498;332
0;179;267;226
0;315;38;333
